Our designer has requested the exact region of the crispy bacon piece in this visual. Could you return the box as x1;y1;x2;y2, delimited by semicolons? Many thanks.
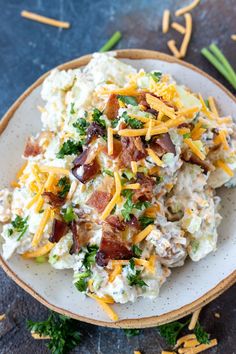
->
86;122;105;145
103;138;122;159
96;222;133;266
72;148;100;183
70;220;91;254
181;149;214;173
151;133;176;156
86;191;112;213
106;215;126;231
49;219;68;243
42;192;65;207
132;173;155;203
120;136;147;167
104;94;119;120
24;136;42;157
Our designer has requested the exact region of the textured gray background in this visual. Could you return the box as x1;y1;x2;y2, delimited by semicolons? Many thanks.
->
0;0;235;353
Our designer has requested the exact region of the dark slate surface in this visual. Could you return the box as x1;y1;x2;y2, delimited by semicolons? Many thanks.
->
0;0;235;353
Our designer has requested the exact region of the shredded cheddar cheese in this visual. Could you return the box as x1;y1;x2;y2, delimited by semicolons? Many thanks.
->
123;183;140;190
22;241;54;259
131;161;138;174
167;40;181;58
146;94;176;119
31;208;51;247
175;0;200;16
185;138;205;160
26;186;44;209
118;126;168;137
162;9;170;33
44;173;55;191
171;22;186;34
147;148;163;166
188;308;201;330
101;172;121;220
165;117;186;128
216;160;234;177
183;339;200;348
107;127;114;155
180;13;192;58
31;332;51;340
87;293;118;321
110;85;138;96
35;196;44;213
175;334;197;348
109;264;122;283
16;162;28;179
21;10;70;29
39;165;70;175
180;339;218;354
133;224;155;244
218;130;229;150
208;96;219;116
145;118;154;141
10;181;20;188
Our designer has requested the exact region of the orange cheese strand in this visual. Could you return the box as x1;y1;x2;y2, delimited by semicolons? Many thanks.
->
175;0;200;16
208;96;219;116
218;130;229;150
184;138;205;160
21;10;70;29
16;162;28;179
147;148;163;166
180;13;192;58
146;94;176;119
188;308;201;330
87;293;118;321
216;160;234;177
107;127;114;155
162;9;170;33
31;208;51;247
22;242;54;259
133;225;155;244
167;40;181;58
109;264;122;283
171;22;186;34
118;126;168;137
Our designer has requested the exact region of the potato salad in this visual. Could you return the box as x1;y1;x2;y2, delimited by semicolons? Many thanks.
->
1;53;235;320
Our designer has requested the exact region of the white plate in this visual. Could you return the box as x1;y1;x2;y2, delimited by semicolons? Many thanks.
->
0;50;236;328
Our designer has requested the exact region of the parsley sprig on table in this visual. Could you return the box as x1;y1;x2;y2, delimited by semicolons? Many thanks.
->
27;311;81;354
8;215;29;240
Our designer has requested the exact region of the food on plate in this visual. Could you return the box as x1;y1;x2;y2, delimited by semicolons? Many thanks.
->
0;53;235;320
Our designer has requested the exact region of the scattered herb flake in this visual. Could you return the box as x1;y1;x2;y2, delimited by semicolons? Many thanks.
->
157;319;190;346
57;177;71;198
73;118;89;136
70;102;76;114
194;322;210;344
83;245;99;270
132;245;142;258
149;71;162;82
10;215;29;241
103;169;114;177
139;216;155;229
122;112;143;129
117;95;138;106
92;108;106;128
56;140;82;159
127;270;148;288
61;205;75;223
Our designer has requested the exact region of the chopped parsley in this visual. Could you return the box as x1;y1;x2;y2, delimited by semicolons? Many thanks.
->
122;112;143;129
123;328;140;337
8;215;29;241
117;95;138;106
56;140;82;159
92;108;106;128
122;170;135;180
194;322;210;344
129;258;135;270
73;117;89;136
57;177;71;198
121;190;151;222
157;319;190;346
139;216;155;229
156;175;164;184
83;245;99;269
70;102;76;114
74;271;91;292
27;311;81;354
183;133;191;139
132;245;142;258
149;71;162;82
127;269;148;288
61;205;75;223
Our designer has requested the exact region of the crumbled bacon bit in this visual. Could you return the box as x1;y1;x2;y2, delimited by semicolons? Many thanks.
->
151;133;176;156
23;136;42;157
106;215;126;231
96;222;133;266
132;173;155;203
126;215;140;229
70;220;91;254
72;148;100;183
49;219;68;243
104;94;119;120
42;191;65;207
119;136;147;167
86;122;105;144
86;191;112;213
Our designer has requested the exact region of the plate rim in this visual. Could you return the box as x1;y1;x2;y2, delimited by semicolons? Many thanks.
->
0;49;235;328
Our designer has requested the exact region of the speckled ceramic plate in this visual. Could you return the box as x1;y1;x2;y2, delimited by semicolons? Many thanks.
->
0;50;236;328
